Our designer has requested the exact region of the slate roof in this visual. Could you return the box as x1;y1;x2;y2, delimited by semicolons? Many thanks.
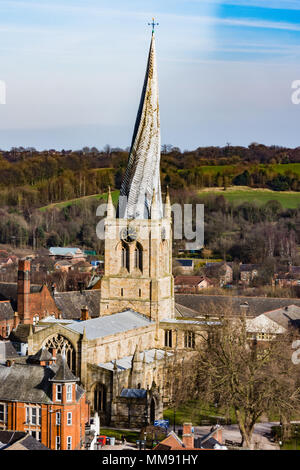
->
264;305;300;329
0;301;14;321
0;431;49;450
0;354;84;404
175;259;194;267
9;324;32;343
240;264;260;272
0;341;19;362
174;303;200;318
50;356;79;383
28;346;53;363
53;289;101;319
175;294;300;318
49;247;85;256
120;389;147;399
6;434;49;450
175;276;211;286
0;282;43;310
65;309;154;340
98;349;172;371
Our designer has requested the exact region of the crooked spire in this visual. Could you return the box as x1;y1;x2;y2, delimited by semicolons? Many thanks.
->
117;33;163;220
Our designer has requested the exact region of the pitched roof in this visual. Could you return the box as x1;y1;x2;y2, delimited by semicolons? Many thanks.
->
175;294;300;318
28;346;53;363
50;356;79;383
9;324;32;343
264;305;300;329
66;309;154;340
98;348;172;371
0;341;19;362
0;301;14;321
175;276;210;286
0;431;49;450
49;247;85;256
240;264;260;272
53;289;101;319
0;356;84;404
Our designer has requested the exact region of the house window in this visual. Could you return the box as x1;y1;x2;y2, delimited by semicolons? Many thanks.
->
67;412;72;425
5;325;10;336
184;331;195;349
56;411;61;425
25;406;41;425
0;403;7;423
56;384;62;401
164;330;172;348
67;436;72;450
56;435;60;450
66;384;72;402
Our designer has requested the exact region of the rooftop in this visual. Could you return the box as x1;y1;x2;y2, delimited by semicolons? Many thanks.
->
98;348;172;371
65;309;154;340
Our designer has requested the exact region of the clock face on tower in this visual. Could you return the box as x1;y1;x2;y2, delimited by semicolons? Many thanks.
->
120;225;138;243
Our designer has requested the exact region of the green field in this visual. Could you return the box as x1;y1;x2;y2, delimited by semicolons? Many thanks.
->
198;187;300;209
39;190;120;212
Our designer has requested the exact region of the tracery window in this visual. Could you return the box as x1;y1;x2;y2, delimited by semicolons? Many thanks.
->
43;334;76;373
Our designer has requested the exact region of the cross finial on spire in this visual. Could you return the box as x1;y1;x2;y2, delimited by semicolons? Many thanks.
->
148;17;159;34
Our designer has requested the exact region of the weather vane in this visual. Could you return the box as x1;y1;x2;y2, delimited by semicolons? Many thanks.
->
148;17;159;34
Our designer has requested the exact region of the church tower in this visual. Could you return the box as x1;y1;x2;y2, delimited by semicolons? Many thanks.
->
100;31;175;325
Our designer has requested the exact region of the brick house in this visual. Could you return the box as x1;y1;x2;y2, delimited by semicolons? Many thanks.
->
240;264;260;285
174;276;214;293
205;262;233;286
154;423;226;450
0;348;89;450
0;259;60;326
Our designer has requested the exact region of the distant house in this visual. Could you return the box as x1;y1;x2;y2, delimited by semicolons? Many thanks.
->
246;304;300;341
54;260;73;272
274;265;300;288
205;262;233;286
175;276;213;293
154;423;226;450
49;247;86;262
240;264;260;284
175;259;194;273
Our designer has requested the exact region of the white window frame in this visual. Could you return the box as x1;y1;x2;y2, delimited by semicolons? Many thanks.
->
67;412;72;425
30;430;41;442
25;406;41;425
56;384;62;402
66;384;72;402
56;435;60;450
67;436;72;450
0;403;7;423
56;411;61;425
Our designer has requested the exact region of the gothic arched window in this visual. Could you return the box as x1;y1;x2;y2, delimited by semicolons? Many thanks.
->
121;242;129;270
43;334;76;373
134;243;143;272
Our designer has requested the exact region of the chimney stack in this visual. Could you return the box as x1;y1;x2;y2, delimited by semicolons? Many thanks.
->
80;306;89;321
182;423;194;448
17;259;31;324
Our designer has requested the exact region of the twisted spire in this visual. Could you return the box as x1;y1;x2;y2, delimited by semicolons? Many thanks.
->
117;33;163;220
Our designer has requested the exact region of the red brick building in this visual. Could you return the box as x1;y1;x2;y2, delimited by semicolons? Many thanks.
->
0;348;89;450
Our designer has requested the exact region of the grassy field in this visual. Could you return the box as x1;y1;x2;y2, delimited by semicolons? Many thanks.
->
163;399;237;426
99;428;140;444
39;190;120;212
198;186;300;209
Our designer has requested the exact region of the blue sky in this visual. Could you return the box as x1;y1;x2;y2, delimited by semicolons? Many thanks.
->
0;0;300;150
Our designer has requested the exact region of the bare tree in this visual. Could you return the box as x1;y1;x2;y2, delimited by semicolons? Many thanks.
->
191;313;300;448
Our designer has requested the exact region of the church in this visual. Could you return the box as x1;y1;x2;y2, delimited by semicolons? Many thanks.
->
26;30;197;428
